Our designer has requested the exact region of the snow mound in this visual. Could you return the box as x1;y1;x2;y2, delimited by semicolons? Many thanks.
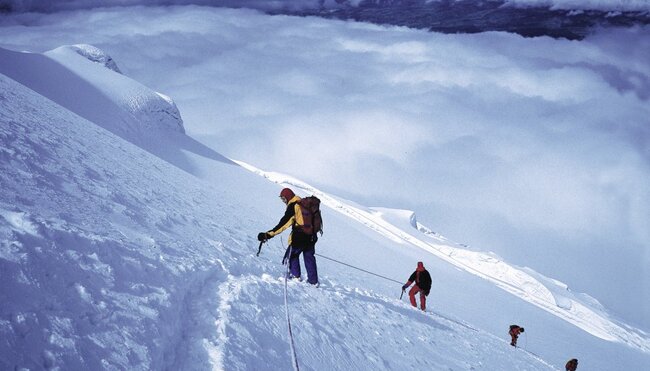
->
0;45;185;148
65;44;122;74
46;45;185;135
371;207;419;229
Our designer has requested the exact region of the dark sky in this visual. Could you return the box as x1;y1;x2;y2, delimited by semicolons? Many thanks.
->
0;0;327;13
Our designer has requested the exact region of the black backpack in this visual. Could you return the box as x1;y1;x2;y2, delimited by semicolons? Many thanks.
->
297;196;323;236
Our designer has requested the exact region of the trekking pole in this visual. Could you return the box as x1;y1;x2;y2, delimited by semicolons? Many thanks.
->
400;289;405;300
256;240;265;256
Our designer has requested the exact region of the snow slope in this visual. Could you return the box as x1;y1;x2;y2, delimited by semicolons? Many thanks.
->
0;65;550;371
1;46;650;370
237;161;650;352
0;45;232;176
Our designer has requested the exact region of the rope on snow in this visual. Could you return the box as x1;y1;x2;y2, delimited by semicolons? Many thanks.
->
282;242;301;371
315;253;403;285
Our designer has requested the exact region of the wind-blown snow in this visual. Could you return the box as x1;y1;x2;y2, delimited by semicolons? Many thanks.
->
65;44;122;74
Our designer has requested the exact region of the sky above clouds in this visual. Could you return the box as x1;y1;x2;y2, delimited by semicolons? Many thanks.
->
0;0;650;12
0;6;648;329
1;0;321;13
3;0;650;13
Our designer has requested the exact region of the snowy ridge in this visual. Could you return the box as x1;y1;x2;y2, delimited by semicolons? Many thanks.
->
44;45;185;135
235;160;650;353
0;46;184;141
0;45;237;176
65;44;123;74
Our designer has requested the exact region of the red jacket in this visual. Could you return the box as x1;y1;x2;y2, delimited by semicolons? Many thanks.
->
509;325;523;337
565;359;578;371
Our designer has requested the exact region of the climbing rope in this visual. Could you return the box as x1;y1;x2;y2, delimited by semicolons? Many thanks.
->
282;243;300;371
524;331;528;350
278;249;400;371
315;253;403;285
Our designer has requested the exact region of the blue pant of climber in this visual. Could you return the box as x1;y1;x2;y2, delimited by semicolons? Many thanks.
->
286;245;318;285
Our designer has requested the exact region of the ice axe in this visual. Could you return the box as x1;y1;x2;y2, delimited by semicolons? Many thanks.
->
256;240;265;256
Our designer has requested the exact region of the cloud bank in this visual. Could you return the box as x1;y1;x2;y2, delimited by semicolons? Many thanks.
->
0;6;648;329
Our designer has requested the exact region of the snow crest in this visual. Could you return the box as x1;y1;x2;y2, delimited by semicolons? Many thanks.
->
46;45;185;135
65;44;122;74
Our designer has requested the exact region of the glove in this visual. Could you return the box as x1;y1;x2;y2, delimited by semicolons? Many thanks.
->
257;232;270;242
402;284;409;291
424;289;430;296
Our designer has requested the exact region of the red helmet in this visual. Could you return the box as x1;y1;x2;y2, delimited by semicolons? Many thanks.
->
280;188;295;201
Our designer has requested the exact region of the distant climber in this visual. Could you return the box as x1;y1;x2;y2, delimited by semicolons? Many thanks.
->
565;358;578;371
258;187;319;286
508;325;524;347
402;262;432;311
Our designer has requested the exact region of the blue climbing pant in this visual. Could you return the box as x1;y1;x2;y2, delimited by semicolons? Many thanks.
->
287;245;318;285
